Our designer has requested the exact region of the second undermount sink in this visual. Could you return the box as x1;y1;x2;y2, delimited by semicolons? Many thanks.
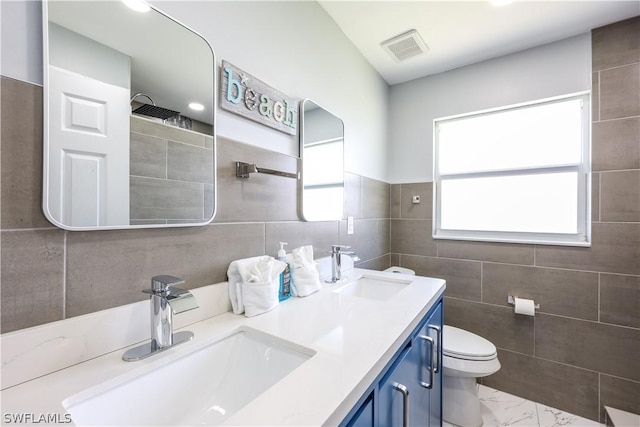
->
63;327;314;426
334;275;412;301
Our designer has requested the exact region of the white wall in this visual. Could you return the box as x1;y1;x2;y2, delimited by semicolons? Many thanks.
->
0;1;390;181
387;33;592;184
0;0;43;85
49;24;130;89
303;106;343;144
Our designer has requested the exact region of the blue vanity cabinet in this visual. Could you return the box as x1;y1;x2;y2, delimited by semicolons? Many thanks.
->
342;298;443;427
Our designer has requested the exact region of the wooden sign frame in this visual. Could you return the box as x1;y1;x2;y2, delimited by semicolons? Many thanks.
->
220;60;298;135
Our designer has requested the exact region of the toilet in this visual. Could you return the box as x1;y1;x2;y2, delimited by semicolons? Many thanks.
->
442;325;501;427
383;267;501;427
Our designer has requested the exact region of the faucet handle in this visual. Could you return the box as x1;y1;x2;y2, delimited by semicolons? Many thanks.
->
331;244;351;253
151;275;185;293
145;275;198;314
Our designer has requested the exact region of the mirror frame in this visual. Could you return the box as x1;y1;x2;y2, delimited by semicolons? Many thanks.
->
299;98;345;222
42;0;217;231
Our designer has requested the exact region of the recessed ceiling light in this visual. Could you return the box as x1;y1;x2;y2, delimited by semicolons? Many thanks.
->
189;102;205;111
121;0;151;13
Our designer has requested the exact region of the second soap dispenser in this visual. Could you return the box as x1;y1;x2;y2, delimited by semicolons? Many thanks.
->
277;242;293;301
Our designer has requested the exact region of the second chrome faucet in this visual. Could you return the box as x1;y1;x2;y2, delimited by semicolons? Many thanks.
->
326;245;360;283
123;275;198;362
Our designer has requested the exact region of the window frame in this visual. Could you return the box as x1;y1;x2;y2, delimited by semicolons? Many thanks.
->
432;91;591;247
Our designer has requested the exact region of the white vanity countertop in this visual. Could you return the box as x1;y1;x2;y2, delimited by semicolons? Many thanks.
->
0;269;445;426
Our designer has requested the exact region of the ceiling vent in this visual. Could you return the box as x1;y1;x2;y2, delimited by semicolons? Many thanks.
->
381;29;429;63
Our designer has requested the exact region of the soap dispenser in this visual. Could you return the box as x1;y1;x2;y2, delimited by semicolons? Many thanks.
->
277;242;293;301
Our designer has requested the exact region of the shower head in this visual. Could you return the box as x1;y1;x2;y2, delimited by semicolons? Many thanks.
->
130;92;180;120
132;104;180;120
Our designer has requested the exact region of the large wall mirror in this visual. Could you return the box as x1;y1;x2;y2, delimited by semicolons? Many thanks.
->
300;99;344;221
43;1;216;230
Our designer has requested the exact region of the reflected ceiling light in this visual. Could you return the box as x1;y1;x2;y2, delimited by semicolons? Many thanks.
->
121;0;151;13
490;0;515;6
189;102;205;111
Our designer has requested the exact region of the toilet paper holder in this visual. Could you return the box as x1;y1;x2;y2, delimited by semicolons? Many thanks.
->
507;295;540;309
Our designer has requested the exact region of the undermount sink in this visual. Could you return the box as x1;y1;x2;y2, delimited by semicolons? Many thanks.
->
333;275;412;301
63;327;314;426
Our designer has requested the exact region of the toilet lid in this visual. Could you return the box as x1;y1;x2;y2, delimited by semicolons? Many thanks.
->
443;325;497;361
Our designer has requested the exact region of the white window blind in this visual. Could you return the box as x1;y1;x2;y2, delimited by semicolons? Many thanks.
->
303;138;344;221
433;92;591;246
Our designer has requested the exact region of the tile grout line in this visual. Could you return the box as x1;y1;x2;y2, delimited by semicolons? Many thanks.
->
444;295;640;329
399;184;402;220
480;261;484;302
597;70;601;123
598;372;602;425
262;222;266;256
533;301;536;357
597;273;601;323
599;170;602;223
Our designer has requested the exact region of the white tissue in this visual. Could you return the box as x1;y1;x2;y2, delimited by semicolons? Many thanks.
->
514;297;536;316
241;280;279;317
227;256;286;316
289;245;321;297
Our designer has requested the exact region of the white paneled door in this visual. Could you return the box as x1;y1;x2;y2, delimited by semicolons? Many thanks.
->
48;66;130;227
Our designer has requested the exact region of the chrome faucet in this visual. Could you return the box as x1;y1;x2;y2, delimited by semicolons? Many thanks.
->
326;245;361;283
123;275;198;361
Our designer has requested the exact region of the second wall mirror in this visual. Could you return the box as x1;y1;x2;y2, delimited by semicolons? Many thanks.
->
300;99;344;221
43;0;216;230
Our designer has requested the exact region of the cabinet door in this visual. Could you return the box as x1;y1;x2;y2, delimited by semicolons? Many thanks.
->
345;392;375;427
414;301;443;427
378;343;425;427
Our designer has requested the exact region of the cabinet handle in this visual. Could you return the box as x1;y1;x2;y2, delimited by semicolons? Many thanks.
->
392;382;410;427
418;335;434;389
428;325;441;374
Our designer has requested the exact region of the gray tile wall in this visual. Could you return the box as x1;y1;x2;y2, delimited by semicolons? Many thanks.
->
130;116;214;223
390;17;640;422
0;76;391;332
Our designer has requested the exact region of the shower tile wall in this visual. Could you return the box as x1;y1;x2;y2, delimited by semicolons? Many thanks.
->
129;116;214;224
0;75;391;332
390;17;640;423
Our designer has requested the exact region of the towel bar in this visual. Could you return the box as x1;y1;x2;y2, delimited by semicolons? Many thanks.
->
235;161;299;180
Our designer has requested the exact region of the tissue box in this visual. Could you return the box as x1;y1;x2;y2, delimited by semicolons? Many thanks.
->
240;279;280;317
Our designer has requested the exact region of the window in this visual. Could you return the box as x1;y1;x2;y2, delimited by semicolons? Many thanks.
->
433;92;591;246
303;138;344;221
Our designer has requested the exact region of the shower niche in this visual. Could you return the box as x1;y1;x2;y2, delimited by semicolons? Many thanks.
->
42;1;216;230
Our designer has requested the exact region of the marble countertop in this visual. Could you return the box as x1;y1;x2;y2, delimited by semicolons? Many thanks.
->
1;268;445;426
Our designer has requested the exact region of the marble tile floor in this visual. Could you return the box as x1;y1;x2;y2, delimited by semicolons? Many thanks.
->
444;385;605;427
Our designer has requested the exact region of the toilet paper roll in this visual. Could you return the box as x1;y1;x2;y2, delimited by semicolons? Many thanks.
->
514;297;536;316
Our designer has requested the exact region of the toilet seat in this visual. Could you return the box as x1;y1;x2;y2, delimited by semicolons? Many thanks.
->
443;325;497;361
